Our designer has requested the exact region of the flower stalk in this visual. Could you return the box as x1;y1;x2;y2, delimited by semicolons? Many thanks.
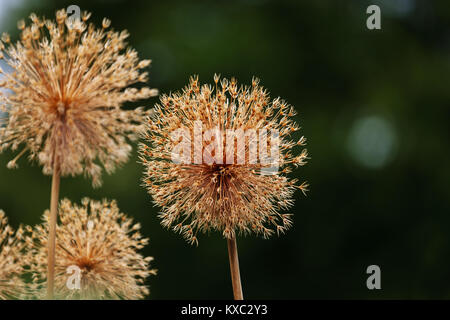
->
46;160;60;299
227;237;243;300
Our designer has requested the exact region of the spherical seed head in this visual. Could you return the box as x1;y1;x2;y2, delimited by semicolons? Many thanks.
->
0;210;32;299
140;75;309;244
30;198;156;300
0;9;158;187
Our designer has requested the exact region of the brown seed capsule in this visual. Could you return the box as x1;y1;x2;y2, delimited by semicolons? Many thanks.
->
0;211;31;300
140;75;308;243
29;198;156;300
0;9;157;187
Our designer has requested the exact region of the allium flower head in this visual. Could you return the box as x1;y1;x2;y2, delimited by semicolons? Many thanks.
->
30;198;156;300
0;9;157;186
141;75;308;244
0;210;31;299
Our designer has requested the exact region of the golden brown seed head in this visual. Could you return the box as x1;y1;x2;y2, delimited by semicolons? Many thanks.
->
0;9;157;187
0;210;31;300
140;75;308;244
30;198;156;300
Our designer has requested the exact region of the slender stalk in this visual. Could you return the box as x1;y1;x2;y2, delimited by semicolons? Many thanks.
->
47;162;61;299
227;237;243;300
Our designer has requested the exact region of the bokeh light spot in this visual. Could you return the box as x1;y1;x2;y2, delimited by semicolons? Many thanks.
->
347;115;397;169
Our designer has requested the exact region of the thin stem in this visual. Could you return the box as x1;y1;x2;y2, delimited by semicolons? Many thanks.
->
47;162;61;299
227;237;243;300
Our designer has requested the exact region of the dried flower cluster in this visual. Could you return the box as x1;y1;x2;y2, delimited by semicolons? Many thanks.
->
0;210;31;300
30;198;156;300
0;9;157;186
141;75;308;244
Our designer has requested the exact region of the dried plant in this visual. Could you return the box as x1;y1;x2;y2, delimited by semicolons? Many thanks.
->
140;75;308;299
0;9;156;185
29;198;156;300
141;75;308;243
0;210;32;300
0;9;157;297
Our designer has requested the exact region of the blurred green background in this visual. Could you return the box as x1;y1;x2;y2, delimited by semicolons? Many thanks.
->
1;0;449;299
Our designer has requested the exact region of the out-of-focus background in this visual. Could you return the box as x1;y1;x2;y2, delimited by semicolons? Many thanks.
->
0;0;449;299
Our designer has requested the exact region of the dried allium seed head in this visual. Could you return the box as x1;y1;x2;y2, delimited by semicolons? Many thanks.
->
0;9;157;187
140;75;309;244
30;198;156;300
0;210;31;299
